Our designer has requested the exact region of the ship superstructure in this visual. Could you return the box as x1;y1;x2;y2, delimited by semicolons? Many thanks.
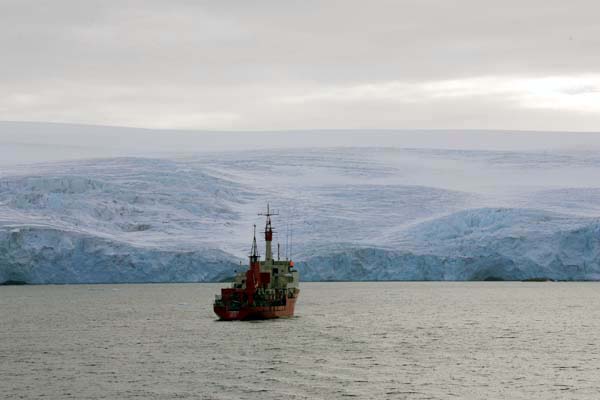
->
213;205;299;320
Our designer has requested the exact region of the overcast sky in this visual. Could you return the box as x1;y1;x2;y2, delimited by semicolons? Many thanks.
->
1;0;600;131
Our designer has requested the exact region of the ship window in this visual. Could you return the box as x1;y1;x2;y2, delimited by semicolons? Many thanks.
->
273;268;279;275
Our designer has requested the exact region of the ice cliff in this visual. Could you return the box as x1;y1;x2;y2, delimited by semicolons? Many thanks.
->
301;209;600;281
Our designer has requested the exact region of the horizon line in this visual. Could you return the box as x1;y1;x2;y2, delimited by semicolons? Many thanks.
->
2;120;600;135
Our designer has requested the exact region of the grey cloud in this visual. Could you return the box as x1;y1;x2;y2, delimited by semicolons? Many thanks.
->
1;0;600;130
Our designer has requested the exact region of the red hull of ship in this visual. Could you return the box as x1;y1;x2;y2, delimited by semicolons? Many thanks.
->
214;295;298;321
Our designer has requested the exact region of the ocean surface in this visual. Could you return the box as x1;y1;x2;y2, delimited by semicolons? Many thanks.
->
1;282;600;399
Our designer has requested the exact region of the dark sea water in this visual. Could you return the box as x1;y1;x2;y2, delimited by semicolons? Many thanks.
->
2;282;600;399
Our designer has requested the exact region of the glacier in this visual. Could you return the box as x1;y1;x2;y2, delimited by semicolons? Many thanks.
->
2;132;600;283
301;209;600;281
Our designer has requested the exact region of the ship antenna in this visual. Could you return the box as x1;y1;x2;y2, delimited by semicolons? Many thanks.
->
258;203;278;262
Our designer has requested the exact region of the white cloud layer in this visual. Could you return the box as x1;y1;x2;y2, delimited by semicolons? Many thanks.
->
280;75;600;113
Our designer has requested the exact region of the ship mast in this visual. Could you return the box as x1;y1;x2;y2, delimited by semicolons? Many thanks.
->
249;224;259;263
258;203;278;262
245;224;261;305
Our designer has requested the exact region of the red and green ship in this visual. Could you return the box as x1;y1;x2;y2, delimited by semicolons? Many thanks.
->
213;205;300;320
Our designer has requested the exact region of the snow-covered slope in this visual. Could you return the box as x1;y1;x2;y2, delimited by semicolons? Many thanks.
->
1;145;600;283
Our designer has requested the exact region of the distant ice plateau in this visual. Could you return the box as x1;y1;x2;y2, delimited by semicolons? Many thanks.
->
2;123;600;283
